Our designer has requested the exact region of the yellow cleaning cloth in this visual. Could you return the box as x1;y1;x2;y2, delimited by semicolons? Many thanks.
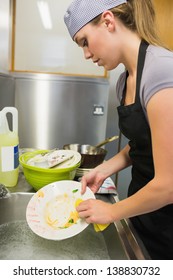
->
75;198;110;232
93;223;110;232
75;198;83;208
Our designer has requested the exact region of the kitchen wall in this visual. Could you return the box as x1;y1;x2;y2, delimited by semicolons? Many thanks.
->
153;0;173;50
14;73;110;150
13;0;105;77
0;0;11;73
0;74;15;111
0;0;15;112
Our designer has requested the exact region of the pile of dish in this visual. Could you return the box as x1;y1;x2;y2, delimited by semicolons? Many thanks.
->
19;149;81;191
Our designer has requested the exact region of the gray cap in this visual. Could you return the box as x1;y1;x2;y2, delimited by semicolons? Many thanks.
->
64;0;127;39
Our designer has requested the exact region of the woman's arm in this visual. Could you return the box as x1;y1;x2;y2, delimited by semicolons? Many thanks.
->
94;143;132;177
78;88;173;224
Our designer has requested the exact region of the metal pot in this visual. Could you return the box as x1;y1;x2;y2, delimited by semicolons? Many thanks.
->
63;144;107;168
63;135;119;168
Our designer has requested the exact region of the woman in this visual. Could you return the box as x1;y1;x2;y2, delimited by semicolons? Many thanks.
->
64;0;173;259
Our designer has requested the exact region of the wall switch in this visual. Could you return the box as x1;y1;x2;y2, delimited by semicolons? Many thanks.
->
93;105;104;116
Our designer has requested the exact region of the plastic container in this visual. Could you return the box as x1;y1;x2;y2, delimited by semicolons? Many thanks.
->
0;107;19;187
19;150;81;191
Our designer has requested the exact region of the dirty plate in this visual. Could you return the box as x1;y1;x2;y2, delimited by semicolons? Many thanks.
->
26;180;95;240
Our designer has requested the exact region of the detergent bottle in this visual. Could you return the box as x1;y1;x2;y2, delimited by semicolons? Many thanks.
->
0;107;19;187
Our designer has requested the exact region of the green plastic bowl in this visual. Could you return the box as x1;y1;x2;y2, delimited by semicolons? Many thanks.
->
19;150;81;191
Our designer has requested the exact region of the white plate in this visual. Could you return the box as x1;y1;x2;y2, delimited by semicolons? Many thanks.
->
55;150;81;168
26;180;95;240
27;150;81;169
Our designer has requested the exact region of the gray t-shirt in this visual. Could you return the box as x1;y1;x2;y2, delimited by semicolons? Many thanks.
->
116;45;173;121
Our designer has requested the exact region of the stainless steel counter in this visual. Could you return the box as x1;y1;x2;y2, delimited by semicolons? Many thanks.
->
0;172;150;260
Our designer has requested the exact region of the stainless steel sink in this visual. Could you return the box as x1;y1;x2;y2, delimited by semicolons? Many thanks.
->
0;175;150;260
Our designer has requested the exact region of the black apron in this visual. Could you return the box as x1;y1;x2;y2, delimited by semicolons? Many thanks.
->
117;41;173;260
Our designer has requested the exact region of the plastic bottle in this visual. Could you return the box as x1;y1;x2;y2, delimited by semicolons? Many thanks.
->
0;107;19;187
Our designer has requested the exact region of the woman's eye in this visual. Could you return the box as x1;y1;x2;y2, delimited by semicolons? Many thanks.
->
83;39;88;47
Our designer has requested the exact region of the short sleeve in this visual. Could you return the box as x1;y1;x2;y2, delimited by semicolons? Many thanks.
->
141;47;173;107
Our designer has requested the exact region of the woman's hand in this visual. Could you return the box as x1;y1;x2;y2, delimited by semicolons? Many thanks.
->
81;168;105;194
80;145;132;195
76;199;114;224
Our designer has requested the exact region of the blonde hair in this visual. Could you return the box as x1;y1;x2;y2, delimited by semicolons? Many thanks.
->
92;0;166;48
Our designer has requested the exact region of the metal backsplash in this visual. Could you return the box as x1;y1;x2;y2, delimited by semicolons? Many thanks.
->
14;73;109;150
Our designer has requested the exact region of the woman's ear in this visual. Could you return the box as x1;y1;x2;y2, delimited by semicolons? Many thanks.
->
101;11;116;32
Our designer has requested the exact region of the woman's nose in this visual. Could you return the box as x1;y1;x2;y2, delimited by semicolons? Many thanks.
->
83;48;92;60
